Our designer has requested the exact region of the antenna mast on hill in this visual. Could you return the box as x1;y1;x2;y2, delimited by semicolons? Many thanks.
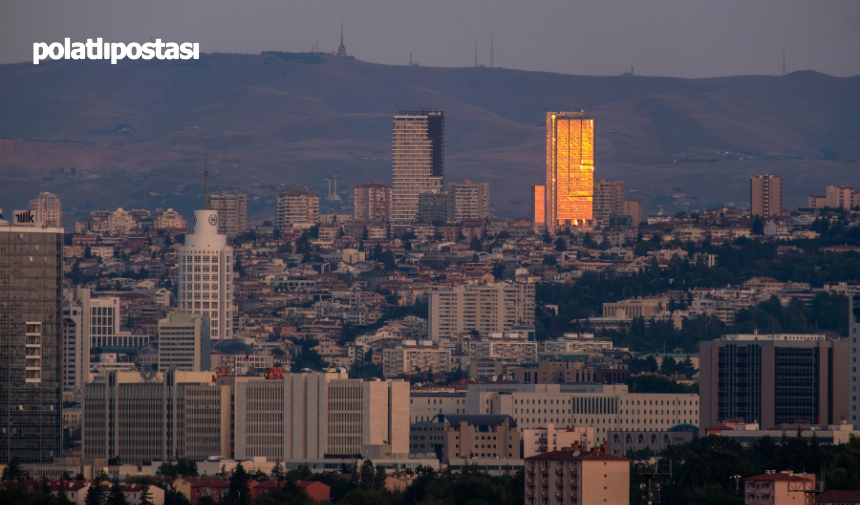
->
204;157;210;210
782;49;786;76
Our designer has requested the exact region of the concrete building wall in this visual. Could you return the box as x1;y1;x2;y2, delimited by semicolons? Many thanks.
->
206;191;248;238
751;174;783;218
428;282;535;341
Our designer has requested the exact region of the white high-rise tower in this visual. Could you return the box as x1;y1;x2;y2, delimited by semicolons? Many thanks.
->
178;210;233;340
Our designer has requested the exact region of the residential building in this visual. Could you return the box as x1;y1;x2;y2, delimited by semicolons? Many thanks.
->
808;193;828;209
428;282;535;341
511;361;630;385
206;191;248;238
391;109;444;222
593;178;624;224
850;296;860;426
418;191;449;222
354;182;392;222
448;179;490;221
825;184;860;210
108;208;135;235
705;420;860;446
532;185;546;230
28;191;63;228
0;217;64;464
699;334;850;429
276;189;320;227
409;414;519;462
177;210;234;340
158;312;210;372
525;449;629;505
751;174;783;218
624;199;643;225
153;208;187;230
468;337;537;364
383;340;452;377
545;111;594;232
743;472;814;505
522;423;595;458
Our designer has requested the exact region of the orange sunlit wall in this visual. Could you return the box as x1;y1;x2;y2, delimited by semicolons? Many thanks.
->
532;185;545;226
545;111;594;231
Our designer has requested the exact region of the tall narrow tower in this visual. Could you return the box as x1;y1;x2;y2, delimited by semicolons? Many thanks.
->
545;111;595;232
337;22;348;57
391;109;444;222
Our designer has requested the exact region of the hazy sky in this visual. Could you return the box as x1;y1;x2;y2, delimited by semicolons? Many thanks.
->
3;0;859;77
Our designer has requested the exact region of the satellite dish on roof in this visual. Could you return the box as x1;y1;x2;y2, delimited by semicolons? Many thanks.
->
572;451;581;457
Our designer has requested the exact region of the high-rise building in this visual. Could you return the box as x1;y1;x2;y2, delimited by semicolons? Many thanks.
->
158;312;210;372
699;334;849;429
62;287;93;390
448;179;490;221
428;282;535;342
28;192;63;228
206;191;248;238
417;191;449;222
391;110;444;222
354;182;392;222
593;178;624;224
850;296;860;426
545;111;595;232
0;215;64;464
624;199;643;225
178;210;234;340
276;189;320;228
825;185;860;210
531;185;545;230
750;174;783;218
85;296;120;349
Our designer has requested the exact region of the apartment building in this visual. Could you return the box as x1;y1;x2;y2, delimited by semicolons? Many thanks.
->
624;199;643;226
448;179;490;221
428;282;535;341
276;189;320;227
743;472;814;505
354;182;392;222
391;110;444;222
409;414;519;462
525;449;629;505
417;191;450;222
206;191;248;238
522;424;595;458
383;340;452;377
851;296;860;426
28;191;63;228
751;174;783;218
593;178;624;224
153;208;187;230
468;337;537;363
699;334;850;428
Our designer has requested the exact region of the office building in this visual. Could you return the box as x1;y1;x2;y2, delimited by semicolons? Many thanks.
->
428;282;535;341
850;296;860;426
83;370;231;464
417;191;449;222
545;111;595;232
624;199;643;225
391;109;444;222
383;340;452;377
206;191;248;238
233;371;410;461
826;185;860;211
448;179;490;221
178;210;234;340
750;174;783;218
86;296;120;349
699;334;850;429
158;312;210;372
0;215;64;464
62;288;92;390
468;336;538;364
593;178;624;224
525;449;629;505
511;361;630;385
28;192;63;228
532;185;546;230
354;182;392;222
409;414;519;462
276;189;320;227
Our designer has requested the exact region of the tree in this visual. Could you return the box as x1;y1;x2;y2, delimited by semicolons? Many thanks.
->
1;456;24;480
469;237;483;252
107;482;128;505
360;460;375;489
271;461;286;488
555;237;567;252
660;356;678;376
84;483;105;505
139;485;154;505
163;483;191;505
227;462;252;505
542;255;557;266
176;458;199;477
752;216;764;235
373;464;387;490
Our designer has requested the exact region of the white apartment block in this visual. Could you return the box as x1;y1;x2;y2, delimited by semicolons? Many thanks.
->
428;282;535;341
276;189;320;227
178;210;234;340
383;340;452;377
468;338;537;363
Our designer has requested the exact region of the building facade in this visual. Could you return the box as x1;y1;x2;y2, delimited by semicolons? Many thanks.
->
391;110;444;222
158;312;210;372
28;192;63;228
206;191;248;238
276;189;320;228
354;182;392;222
417;191;449;222
448;179;490;221
532;185;546;230
62;287;93;390
428;282;535;341
624;199;643;226
699;334;850;429
525;449;629;505
0;218;64;463
751;174;783;218
850;296;860;426
545;111;595;232
409;414;519;462
383;341;452;377
593;178;624;225
826;184;860;211
178;210;234;340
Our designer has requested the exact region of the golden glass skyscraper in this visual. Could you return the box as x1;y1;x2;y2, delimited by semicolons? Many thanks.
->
545;111;594;231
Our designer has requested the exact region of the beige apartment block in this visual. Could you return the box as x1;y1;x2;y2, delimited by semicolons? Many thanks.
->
522;423;595;458
409;392;468;422
428;282;535;341
602;298;665;319
206;191;248;238
391;110;444;222
28;191;63;228
751;174;783;218
448;179;490;221
276;188;320;227
409;414;519;462
354;182;392;222
383;340;452;377
525;449;629;505
624;199;643;225
593;178;624;224
825;184;860;210
153;208;187;230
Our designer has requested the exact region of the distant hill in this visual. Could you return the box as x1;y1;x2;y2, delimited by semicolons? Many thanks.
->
0;53;858;223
